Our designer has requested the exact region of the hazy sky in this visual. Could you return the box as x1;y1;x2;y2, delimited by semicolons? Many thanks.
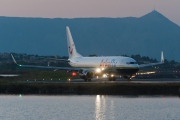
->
0;0;180;25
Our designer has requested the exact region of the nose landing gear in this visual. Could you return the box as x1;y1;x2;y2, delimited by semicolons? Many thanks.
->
108;74;116;81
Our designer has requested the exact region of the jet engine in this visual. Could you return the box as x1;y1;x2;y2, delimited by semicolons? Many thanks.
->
79;70;94;80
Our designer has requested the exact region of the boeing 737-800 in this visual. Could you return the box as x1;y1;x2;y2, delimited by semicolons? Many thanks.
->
11;26;164;81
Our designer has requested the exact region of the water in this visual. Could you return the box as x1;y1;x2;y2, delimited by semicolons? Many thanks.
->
0;95;180;120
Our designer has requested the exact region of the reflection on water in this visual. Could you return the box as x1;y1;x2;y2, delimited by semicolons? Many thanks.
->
95;95;115;120
0;95;180;120
109;98;115;120
95;95;106;119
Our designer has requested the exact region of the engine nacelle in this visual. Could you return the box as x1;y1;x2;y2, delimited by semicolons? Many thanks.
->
79;70;94;80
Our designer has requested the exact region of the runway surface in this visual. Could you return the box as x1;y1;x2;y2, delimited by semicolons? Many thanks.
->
4;78;180;95
68;78;180;84
21;78;180;84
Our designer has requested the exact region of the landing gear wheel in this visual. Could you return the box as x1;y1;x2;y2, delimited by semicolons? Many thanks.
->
109;76;116;81
123;75;132;81
113;76;116;81
84;79;91;82
128;77;132;81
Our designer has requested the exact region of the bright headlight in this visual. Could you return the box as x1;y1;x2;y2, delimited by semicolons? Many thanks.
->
111;74;114;77
96;68;101;73
103;74;107;78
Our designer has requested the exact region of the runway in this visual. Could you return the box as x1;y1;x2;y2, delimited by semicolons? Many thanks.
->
69;78;180;84
3;78;180;95
22;78;180;84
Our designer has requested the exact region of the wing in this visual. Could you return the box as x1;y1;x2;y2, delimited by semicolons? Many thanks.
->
46;58;70;62
11;54;81;71
139;62;163;68
139;51;164;68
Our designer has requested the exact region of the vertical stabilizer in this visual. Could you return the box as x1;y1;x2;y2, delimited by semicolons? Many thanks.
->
66;26;82;59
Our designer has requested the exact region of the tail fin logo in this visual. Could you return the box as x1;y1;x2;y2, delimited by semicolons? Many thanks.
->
69;44;74;55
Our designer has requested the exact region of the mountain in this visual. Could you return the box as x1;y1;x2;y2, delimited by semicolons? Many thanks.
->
0;10;180;61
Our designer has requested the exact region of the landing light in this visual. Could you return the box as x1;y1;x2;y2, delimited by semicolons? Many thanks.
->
103;74;107;78
96;68;101;73
111;74;114;77
131;75;135;78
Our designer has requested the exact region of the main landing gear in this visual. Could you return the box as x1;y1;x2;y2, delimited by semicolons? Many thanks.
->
123;75;133;81
108;75;116;81
84;79;91;82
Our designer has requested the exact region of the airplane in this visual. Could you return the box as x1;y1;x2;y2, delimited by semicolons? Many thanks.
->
11;26;164;81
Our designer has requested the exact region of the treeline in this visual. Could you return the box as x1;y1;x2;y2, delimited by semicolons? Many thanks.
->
0;53;180;73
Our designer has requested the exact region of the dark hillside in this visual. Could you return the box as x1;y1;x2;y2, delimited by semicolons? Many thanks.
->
0;10;180;61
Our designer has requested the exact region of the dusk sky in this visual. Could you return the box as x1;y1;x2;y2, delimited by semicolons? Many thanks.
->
0;0;180;26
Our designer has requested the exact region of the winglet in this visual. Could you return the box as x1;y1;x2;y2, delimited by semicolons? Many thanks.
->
11;54;17;65
161;51;164;63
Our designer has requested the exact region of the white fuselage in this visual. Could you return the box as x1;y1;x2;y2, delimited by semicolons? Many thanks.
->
69;56;139;72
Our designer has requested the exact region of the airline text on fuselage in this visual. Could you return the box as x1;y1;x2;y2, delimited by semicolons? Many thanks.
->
100;59;117;68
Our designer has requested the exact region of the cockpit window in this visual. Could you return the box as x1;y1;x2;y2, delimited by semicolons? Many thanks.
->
126;62;138;64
